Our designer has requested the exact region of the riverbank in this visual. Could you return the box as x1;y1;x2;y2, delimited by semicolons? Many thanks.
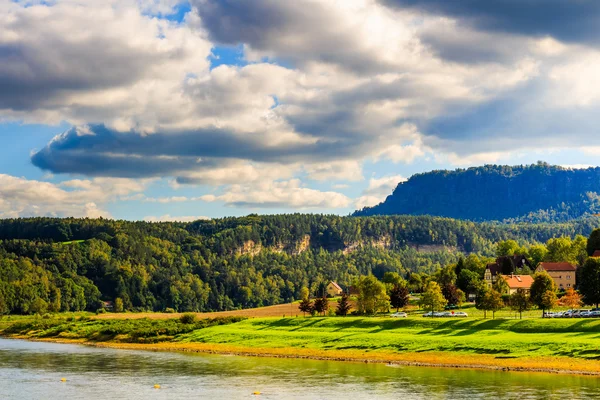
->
3;315;600;376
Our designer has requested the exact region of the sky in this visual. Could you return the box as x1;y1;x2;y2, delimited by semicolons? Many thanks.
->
1;0;600;221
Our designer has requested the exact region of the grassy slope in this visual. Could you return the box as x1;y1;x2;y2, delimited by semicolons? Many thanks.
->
181;317;600;360
4;315;600;374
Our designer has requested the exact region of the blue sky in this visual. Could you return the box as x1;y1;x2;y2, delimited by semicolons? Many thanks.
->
1;0;600;221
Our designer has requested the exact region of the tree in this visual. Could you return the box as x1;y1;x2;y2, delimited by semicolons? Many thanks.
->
354;275;389;315
540;290;558;314
114;297;124;313
335;293;351;316
487;290;504;319
382;272;405;287
298;297;313;317
419;281;447;315
496;240;522;257
456;289;466;308
530;271;556;315
560;288;582;308
389;284;409;312
492;276;509;295
528;244;548;268
587;228;600;256
545;237;576;264
477;289;504;319
456;269;481;297
442;283;461;305
313;296;329;316
510;289;531;319
579;257;600;307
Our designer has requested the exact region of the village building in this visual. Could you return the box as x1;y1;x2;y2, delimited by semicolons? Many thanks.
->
484;255;531;288
500;274;534;295
535;262;577;290
592;250;600;257
326;281;343;297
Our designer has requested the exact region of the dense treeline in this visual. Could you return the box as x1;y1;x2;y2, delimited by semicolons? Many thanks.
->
0;214;599;314
355;162;600;222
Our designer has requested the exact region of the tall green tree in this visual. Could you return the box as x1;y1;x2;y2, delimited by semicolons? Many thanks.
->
530;271;557;315
419;281;447;315
354;275;389;315
587;228;600;256
579;257;600;307
510;289;531;319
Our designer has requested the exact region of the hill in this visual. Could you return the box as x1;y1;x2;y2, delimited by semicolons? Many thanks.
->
0;214;599;315
354;162;600;222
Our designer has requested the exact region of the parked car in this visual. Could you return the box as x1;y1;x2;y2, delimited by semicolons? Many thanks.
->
572;310;590;318
390;312;408;318
445;304;459;310
562;310;574;318
437;311;452;317
543;311;556;318
590;310;600;318
580;310;593;318
452;311;468;317
552;311;564;318
422;311;436;317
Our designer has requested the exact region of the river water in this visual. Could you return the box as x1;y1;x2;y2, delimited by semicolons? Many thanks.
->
1;338;599;399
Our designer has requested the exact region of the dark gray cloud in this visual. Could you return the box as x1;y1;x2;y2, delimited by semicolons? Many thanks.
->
193;0;404;74
382;0;600;46
30;124;379;179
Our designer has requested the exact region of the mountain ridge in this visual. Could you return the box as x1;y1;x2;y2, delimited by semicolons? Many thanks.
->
354;162;600;222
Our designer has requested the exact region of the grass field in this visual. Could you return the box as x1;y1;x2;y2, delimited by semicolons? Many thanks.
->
93;301;560;320
94;300;343;320
4;314;600;374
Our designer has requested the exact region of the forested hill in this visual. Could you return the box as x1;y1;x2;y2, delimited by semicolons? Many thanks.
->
1;214;599;314
354;163;600;222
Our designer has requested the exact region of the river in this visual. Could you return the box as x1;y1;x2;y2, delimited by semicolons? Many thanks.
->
1;338;599;399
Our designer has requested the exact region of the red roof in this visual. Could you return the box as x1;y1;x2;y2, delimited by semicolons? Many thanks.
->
501;275;534;289
593;250;600;258
538;262;577;272
329;281;342;291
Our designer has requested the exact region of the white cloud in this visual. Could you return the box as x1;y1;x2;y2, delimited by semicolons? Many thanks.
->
355;174;406;209
201;179;352;209
0;174;147;218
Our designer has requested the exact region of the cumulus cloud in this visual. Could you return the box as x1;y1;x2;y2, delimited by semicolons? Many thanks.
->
0;174;147;218
381;0;600;46
201;179;352;209
355;175;406;209
2;0;600;213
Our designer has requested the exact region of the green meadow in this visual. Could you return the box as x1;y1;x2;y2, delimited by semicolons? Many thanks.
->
180;317;600;360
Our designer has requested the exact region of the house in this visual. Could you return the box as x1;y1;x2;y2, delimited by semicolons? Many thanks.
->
326;281;343;297
536;262;577;290
500;274;534;295
484;263;502;288
101;301;114;311
592;250;600;257
484;255;531;288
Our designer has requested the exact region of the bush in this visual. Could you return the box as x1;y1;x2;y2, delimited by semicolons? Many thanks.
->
95;308;106;314
164;307;176;313
179;313;197;324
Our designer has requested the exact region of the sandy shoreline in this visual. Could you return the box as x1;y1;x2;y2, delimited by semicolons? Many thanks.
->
5;335;600;377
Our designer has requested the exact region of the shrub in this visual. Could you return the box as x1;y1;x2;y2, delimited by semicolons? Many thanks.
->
164;307;176;313
96;308;106;314
179;313;197;324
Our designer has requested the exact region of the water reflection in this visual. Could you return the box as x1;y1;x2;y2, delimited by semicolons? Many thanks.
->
0;338;598;399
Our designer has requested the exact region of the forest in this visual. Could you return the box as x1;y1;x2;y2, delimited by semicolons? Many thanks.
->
1;214;599;314
355;162;600;222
